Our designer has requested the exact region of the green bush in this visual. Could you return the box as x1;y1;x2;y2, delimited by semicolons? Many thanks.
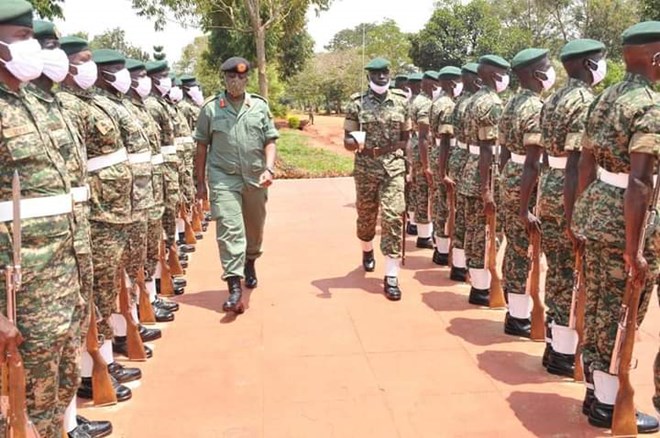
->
288;116;301;129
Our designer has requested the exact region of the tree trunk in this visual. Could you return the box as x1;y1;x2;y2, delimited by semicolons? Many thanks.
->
255;25;269;99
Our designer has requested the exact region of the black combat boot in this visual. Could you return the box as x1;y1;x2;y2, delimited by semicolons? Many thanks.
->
153;306;175;322
73;416;113;438
416;236;434;249
153;297;179;312
223;276;245;314
77;376;131;402
468;287;490;306
504;312;531;338
384;276;402;301
449;266;468;282
582;368;595;415
138;324;162;342
244;259;258;289
406;222;417;236
362;250;375;272
432;248;449;266
107;361;141;383
589;401;659;433
547;351;575;378
112;337;153;359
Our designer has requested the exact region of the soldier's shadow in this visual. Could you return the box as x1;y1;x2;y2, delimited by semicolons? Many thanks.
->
476;350;559;385
175;289;254;324
311;266;384;298
422;291;475;312
446;317;518;346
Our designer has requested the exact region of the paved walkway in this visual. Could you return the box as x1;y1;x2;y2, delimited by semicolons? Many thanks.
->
79;177;659;437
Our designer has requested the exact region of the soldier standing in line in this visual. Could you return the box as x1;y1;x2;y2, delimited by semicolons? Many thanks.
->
342;57;410;301
430;66;462;267
0;2;82;435
57;37;140;402
572;21;660;433
519;39;606;377
448;63;481;283
405;72;423;236
463;55;510;306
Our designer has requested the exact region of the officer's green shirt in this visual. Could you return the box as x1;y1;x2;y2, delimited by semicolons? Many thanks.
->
194;91;279;190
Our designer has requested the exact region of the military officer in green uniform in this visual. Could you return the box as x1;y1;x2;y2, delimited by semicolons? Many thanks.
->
194;57;278;314
343;57;411;301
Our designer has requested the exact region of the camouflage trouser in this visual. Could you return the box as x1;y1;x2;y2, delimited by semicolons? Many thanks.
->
0;248;83;438
76;252;93;335
464;196;486;269
145;219;163;280
121;219;148;304
540;214;573;326
354;161;405;258
655;342;660;411
90;221;130;341
163;161;180;247
501;176;530;295
431;149;448;238
453;194;467;249
411;160;431;224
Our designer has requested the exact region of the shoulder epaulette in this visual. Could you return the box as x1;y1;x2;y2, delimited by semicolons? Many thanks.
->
351;92;365;101
250;93;269;104
201;94;219;109
391;89;407;98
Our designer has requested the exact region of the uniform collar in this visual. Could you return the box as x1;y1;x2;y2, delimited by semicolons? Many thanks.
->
623;72;653;87
95;86;124;102
60;83;92;99
0;81;22;97
25;83;55;103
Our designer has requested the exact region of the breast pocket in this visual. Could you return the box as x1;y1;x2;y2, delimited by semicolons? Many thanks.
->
3;125;46;162
210;118;239;175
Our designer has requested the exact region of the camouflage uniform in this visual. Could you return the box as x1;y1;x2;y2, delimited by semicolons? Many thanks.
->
145;95;178;247
572;73;659;400
170;103;196;206
58;84;133;342
429;93;455;249
179;97;200;196
410;92;432;227
462;86;503;291
0;84;82;438
344;89;410;257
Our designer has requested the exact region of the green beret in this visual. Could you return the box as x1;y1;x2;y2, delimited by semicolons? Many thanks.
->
0;0;33;28
438;66;462;79
179;74;196;83
423;70;438;80
92;49;125;65
126;58;145;72
221;56;250;73
146;60;169;75
622;21;660;45
394;74;408;81
511;48;549;69
408;72;424;82
174;77;182;86
479;54;510;70
60;36;89;56
365;57;391;71
461;63;479;75
33;20;58;40
560;39;606;61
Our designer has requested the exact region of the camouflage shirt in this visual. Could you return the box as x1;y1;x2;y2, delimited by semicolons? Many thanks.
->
429;93;456;162
537;78;594;219
574;73;659;247
57;85;132;224
145;95;179;202
179;97;200;132
409;92;432;162
452;90;474;145
344;88;411;177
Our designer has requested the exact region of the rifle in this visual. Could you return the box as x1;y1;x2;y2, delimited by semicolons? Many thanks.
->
180;204;197;246
529;177;545;341
402;159;409;267
1;171;41;437
118;269;147;361
488;147;506;308
191;201;203;233
611;162;660;436
137;268;156;325
85;298;117;406
570;241;586;382
167;244;184;277
158;240;175;297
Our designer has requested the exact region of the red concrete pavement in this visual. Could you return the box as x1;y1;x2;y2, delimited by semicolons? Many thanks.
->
79;177;660;437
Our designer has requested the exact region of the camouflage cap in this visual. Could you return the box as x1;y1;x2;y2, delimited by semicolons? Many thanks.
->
560;39;606;61
146;60;169;74
437;66;462;79
461;62;479;75
479;54;510;70
365;57;391;71
60;36;89;56
511;48;549;69
92;49;126;65
221;56;250;73
622;21;660;45
33;19;59;40
0;0;32;28
126;58;145;72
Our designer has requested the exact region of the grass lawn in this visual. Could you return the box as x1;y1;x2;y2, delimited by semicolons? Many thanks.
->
276;130;353;178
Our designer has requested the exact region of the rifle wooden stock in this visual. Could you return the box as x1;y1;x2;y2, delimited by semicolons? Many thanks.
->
181;204;197;245
85;301;117;406
2;356;40;438
136;269;156;325
487;212;506;308
203;198;210;212
192;202;203;233
168;244;184;277
529;229;545;341
118;270;147;361
571;244;586;382
158;240;175;297
447;185;456;269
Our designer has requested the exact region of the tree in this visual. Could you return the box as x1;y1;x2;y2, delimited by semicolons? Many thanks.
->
28;0;64;19
153;45;166;61
89;28;150;60
640;0;660;20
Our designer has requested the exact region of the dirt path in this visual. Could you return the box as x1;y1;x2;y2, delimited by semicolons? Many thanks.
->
291;114;354;158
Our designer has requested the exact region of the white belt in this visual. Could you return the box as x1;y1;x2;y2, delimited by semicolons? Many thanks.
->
161;145;177;155
510;152;526;164
457;141;468;150
71;185;90;203
128;151;152;164
0;193;72;222
174;136;193;145
599;169;628;189
449;138;457;147
469;145;480;155
151;153;164;165
87;148;128;173
548;156;567;169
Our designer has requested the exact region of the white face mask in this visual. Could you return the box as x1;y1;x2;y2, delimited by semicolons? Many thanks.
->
134;76;152;98
590;59;607;86
186;85;204;106
155;76;172;96
103;68;131;94
432;86;442;100
494;73;510;93
39;48;69;83
369;81;389;95
0;39;44;82
71;60;98;90
538;66;556;91
168;85;183;103
452;81;464;97
403;87;412;100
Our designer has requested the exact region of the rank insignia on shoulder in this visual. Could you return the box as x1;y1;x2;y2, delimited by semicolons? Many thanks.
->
219;98;226;108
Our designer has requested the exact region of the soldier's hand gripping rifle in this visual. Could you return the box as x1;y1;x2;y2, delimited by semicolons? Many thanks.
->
488;147;506;308
180;203;197;246
1;171;40;437
569;239;586;382
529;176;545;341
611;161;660;437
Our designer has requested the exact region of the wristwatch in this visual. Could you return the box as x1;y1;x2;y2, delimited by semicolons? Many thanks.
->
266;167;275;176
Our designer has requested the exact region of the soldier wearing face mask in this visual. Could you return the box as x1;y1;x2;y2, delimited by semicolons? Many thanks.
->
194;56;279;314
29;21;114;438
179;74;202;128
0;2;83;436
519;40;606;379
